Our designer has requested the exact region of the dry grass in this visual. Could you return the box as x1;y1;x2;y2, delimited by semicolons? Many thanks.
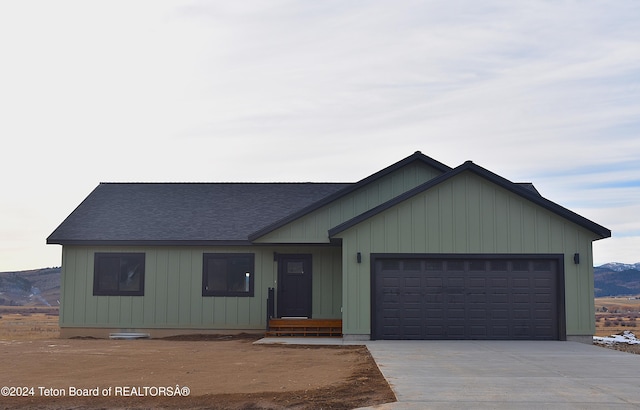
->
2;299;639;340
0;306;60;340
595;296;640;337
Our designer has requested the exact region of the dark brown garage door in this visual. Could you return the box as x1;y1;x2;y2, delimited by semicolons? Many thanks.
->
373;257;562;340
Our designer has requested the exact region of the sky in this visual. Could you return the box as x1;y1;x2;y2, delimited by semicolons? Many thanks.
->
0;0;638;271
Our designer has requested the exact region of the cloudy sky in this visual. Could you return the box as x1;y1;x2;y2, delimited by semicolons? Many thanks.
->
0;1;638;271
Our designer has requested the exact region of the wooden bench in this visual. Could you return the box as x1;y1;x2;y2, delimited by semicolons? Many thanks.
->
266;319;342;337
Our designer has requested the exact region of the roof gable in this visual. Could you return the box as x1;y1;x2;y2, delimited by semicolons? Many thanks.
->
328;161;611;239
248;151;451;241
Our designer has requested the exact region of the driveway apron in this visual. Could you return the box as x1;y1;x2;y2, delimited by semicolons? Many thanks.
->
361;341;640;409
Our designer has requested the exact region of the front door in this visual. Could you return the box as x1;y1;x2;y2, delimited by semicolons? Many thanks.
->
277;254;312;318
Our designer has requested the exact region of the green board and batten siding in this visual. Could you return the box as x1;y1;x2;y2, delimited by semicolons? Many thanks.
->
254;162;444;244
59;162;444;333
332;171;600;338
59;246;341;330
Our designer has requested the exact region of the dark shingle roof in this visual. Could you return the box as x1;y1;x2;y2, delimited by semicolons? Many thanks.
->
47;182;350;245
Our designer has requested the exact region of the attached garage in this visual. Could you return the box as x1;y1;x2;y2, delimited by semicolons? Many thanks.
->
372;255;565;340
327;158;610;342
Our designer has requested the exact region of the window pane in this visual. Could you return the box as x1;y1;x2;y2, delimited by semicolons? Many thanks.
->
119;255;144;292
403;260;421;271
287;261;304;274
203;254;254;296
94;253;145;296
533;260;551;271
207;258;228;292
228;257;252;292
96;257;119;291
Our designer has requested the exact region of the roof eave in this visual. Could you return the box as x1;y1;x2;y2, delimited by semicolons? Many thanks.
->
46;239;254;246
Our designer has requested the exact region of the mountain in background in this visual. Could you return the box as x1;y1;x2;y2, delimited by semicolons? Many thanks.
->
0;267;60;306
594;263;640;297
596;262;640;272
0;262;639;305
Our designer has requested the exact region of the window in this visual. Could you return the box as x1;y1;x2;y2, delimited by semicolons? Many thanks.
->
403;260;422;271
93;253;145;296
533;260;552;271
203;253;254;297
512;260;529;271
381;260;400;271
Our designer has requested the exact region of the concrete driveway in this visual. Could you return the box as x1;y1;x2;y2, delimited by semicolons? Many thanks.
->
360;341;640;409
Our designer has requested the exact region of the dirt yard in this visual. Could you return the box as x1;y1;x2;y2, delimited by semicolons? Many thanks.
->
0;309;395;409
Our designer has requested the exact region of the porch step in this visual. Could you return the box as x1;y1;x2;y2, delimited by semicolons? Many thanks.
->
266;318;342;337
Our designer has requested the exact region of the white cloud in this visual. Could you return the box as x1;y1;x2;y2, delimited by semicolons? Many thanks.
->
0;0;639;270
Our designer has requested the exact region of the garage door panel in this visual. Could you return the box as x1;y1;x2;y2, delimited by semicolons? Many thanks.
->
469;326;488;338
512;293;532;303
404;308;421;318
468;294;487;303
402;328;422;338
446;277;465;287
468;277;486;287
490;295;509;304
404;277;421;287
534;294;553;304
534;309;553;319
535;276;553;285
446;326;466;337
403;295;422;304
425;326;444;336
425;295;444;304
375;256;559;340
448;308;465;319
512;278;531;287
426;308;443;318
490;326;509;337
469;308;486;319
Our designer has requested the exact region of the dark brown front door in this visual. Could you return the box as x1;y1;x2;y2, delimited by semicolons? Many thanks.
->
277;254;312;318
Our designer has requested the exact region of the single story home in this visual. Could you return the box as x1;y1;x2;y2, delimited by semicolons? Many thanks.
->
47;151;610;342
